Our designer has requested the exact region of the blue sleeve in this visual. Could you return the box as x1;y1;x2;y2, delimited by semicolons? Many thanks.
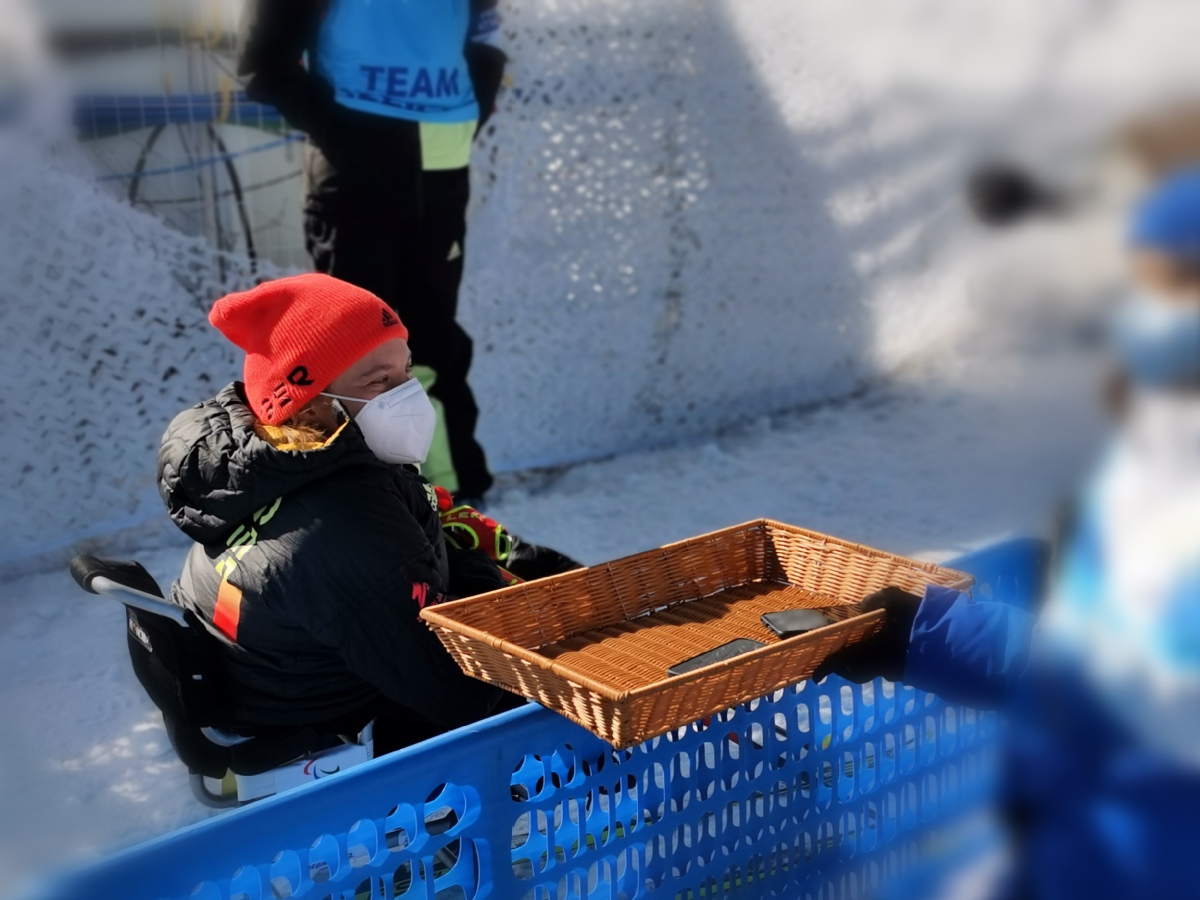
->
903;585;1037;709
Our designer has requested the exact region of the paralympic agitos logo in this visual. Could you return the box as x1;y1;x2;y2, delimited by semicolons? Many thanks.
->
303;760;342;779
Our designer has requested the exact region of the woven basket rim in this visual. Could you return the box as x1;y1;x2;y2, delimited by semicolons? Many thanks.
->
420;518;975;703
421;517;974;618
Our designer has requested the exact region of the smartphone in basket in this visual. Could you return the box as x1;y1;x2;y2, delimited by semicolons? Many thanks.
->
761;609;834;639
668;639;765;676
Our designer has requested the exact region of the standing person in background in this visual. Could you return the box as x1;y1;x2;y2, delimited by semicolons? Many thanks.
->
237;0;506;504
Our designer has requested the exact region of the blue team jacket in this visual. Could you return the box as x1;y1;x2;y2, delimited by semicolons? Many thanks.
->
906;583;1200;899
313;0;493;123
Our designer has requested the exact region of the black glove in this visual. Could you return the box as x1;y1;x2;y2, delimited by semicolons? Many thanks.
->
504;536;583;582
445;542;510;598
965;162;1063;227
812;586;922;684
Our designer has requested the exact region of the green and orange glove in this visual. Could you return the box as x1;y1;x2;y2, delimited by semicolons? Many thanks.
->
434;486;522;586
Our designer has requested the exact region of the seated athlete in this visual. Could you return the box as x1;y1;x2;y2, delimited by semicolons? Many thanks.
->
159;273;576;753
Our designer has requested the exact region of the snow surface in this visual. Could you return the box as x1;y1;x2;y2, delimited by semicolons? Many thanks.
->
0;335;1111;889
3;0;1197;890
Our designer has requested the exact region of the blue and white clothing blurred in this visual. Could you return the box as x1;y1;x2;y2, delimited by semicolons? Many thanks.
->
1043;389;1200;767
900;167;1200;899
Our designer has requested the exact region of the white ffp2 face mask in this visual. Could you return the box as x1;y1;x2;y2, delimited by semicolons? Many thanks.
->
322;379;437;465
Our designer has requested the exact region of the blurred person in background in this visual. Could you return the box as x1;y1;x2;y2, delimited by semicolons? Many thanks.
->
160;274;573;755
237;0;507;505
817;168;1200;900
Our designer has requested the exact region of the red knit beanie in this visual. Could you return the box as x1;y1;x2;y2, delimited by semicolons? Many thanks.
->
209;273;408;425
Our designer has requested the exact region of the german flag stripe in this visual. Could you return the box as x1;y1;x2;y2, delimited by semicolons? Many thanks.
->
213;579;243;642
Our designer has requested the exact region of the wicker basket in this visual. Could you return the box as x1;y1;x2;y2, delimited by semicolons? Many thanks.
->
421;520;973;748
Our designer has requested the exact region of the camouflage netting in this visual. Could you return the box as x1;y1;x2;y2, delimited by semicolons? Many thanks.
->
9;0;1179;566
0;139;274;565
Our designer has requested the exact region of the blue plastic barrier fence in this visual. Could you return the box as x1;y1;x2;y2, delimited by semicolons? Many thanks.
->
35;539;1043;900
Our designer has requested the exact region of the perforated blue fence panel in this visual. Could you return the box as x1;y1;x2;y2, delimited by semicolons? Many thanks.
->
34;540;1042;900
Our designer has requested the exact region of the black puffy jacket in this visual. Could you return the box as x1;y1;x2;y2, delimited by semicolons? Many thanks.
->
157;383;503;733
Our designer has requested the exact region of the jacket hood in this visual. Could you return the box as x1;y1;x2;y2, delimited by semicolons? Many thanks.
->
158;382;379;544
